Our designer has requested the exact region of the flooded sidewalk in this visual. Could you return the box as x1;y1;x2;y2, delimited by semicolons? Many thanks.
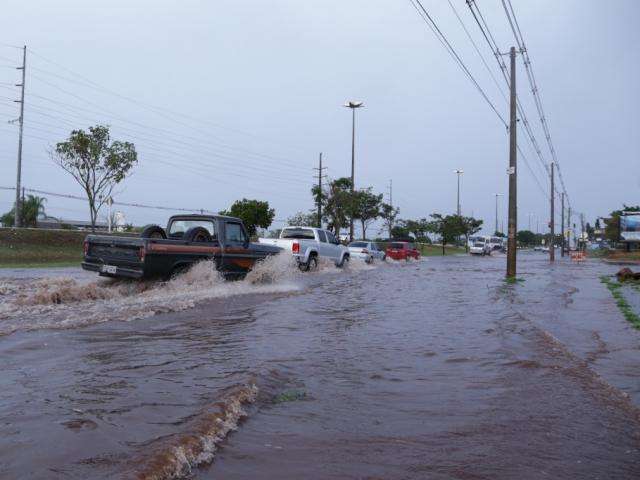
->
0;253;638;479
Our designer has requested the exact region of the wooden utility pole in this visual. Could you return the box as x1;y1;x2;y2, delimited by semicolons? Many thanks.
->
387;179;393;239
568;206;572;251
561;192;565;257
314;152;326;228
506;46;517;278
550;162;555;262
14;45;26;227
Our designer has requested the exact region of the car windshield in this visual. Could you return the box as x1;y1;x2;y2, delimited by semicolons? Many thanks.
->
390;242;405;249
490;237;501;243
474;242;485;247
349;242;368;247
168;220;216;238
281;228;315;239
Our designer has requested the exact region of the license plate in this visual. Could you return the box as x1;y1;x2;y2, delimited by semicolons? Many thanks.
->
101;265;117;274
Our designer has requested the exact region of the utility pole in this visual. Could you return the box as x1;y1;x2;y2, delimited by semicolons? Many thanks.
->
580;213;585;252
387;179;393;239
454;169;464;216
14;45;26;228
561;192;565;257
494;193;502;234
313;152;326;228
550;162;555;262
568;206;572;251
506;46;517;278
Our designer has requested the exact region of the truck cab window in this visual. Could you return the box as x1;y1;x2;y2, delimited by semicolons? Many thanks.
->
317;230;327;243
169;220;217;239
225;223;247;243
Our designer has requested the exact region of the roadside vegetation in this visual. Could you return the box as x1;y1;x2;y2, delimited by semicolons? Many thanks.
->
0;228;86;267
600;275;640;329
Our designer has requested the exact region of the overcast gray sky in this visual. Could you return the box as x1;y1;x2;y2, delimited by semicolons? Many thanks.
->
1;0;638;235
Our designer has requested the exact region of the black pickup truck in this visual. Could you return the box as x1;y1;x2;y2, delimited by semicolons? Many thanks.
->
82;214;281;280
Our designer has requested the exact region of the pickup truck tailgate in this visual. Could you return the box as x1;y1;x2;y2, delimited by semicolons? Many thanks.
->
83;235;146;278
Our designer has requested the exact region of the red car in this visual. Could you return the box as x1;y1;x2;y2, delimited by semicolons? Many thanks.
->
386;241;420;261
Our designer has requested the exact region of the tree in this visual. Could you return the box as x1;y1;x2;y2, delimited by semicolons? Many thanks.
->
312;177;354;236
460;216;483;249
287;211;317;227
390;220;410;239
426;214;480;255
494;231;506;238
53;125;137;231
379;202;399;239
221;198;275;237
604;205;640;243
351;188;382;239
517;230;537;246
595;218;601;230
1;195;47;227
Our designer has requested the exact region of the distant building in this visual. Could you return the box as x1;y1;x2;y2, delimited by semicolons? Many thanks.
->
37;217;109;231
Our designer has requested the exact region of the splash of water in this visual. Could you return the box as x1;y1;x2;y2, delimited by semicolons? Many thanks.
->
0;254;302;336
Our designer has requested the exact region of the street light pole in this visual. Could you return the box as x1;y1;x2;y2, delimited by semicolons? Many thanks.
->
493;193;503;234
454;169;463;216
343;100;364;242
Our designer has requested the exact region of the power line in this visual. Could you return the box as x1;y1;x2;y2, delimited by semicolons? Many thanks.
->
500;0;570;208
0;185;215;213
466;0;551;185
407;0;508;128
26;48;309;155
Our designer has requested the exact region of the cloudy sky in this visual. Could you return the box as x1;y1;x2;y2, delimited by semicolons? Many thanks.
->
0;0;638;235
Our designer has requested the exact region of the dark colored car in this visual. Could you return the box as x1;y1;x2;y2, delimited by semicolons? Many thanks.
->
385;241;420;261
82;214;281;280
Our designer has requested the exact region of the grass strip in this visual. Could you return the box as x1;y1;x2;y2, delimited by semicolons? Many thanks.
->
600;275;640;329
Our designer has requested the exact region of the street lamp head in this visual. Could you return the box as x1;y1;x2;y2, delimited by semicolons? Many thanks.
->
453;169;464;174
344;101;364;109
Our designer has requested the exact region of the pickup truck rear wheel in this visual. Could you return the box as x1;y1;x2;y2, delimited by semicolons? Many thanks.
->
140;224;167;239
184;226;212;243
298;255;318;272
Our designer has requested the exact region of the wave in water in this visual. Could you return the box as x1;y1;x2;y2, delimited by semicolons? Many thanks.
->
133;382;259;480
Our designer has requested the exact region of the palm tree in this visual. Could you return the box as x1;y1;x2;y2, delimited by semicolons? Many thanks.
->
1;195;47;227
22;195;47;227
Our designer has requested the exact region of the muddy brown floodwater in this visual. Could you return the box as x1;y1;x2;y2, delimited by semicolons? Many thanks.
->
0;252;639;479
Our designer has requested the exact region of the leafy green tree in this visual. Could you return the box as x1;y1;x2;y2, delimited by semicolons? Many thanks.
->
1;195;47;227
517;230;537;246
427;214;460;255
53;125;137;231
605;205;640;243
494;231;506;238
352;188;382;239
379;202;399;239
287;211;317;227
221;198;275;237
312;177;354;235
426;214;481;254
390;220;410;239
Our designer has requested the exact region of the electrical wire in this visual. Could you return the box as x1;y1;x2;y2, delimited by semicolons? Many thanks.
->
407;0;508;128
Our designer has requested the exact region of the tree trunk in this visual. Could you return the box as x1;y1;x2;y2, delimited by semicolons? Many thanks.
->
442;237;445;256
361;220;367;240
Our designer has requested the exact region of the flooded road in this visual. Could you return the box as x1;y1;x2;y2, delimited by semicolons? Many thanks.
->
1;253;639;479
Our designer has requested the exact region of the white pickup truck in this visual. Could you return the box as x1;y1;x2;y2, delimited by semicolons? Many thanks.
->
258;226;350;271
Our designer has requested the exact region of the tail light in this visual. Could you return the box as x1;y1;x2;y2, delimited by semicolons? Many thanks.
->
292;242;300;254
138;246;146;262
83;241;89;256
